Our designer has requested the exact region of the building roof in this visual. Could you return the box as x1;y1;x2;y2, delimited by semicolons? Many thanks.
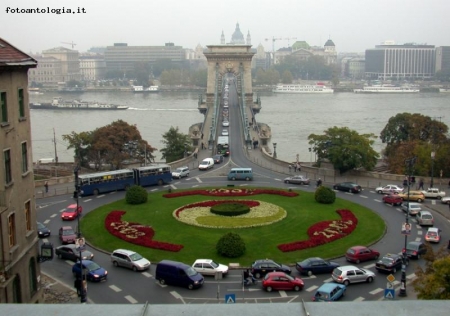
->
0;37;37;68
231;23;245;44
324;39;335;47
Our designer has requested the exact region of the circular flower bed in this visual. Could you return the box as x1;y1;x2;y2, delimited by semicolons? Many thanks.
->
173;200;287;228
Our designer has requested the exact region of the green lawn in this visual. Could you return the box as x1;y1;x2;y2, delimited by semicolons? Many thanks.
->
81;187;385;267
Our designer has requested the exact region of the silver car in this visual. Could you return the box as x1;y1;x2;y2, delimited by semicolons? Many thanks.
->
331;265;375;286
401;202;422;216
375;184;404;194
111;249;151;271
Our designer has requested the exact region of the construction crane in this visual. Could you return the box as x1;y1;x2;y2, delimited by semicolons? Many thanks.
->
265;37;283;53
61;41;77;49
285;37;297;48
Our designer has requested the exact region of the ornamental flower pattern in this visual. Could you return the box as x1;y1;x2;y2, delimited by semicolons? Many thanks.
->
163;188;298;198
105;210;183;252
277;209;358;252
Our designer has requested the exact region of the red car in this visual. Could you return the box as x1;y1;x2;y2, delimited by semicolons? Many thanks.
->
61;204;82;221
262;272;304;292
58;226;77;244
382;194;403;206
345;246;380;264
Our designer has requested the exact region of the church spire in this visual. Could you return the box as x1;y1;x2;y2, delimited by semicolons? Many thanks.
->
246;30;251;45
220;30;225;45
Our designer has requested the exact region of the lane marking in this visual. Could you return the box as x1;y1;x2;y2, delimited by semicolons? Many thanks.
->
407;273;416;279
279;291;287;297
50;214;58;218
170;184;177;190
142;272;152;278
354;296;365;301
97;195;105;198
43;219;50;224
84;199;92;202
360;195;368;199
109;285;122;292
124;295;137;304
323;278;333;283
415;237;422;242
306;285;318;292
374;199;382;203
196;177;203;183
369;288;383;295
417;230;423;235
364;263;375;269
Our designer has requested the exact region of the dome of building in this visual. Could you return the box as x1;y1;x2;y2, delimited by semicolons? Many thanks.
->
231;23;245;44
324;39;335;47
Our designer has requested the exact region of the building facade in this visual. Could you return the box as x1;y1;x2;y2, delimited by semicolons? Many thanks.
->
28;55;62;85
435;46;450;73
79;55;106;81
0;37;43;303
365;43;436;79
42;47;81;82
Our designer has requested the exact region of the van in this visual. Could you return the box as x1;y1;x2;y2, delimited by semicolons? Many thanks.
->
198;158;214;170
155;260;204;290
228;168;253;181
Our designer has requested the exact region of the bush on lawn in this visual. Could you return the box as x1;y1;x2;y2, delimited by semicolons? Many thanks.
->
315;186;336;204
216;232;246;258
126;185;148;205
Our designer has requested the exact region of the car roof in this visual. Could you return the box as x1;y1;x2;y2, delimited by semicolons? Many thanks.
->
336;265;359;271
112;249;136;255
194;259;213;264
381;253;401;259
61;226;74;230
67;204;77;208
266;271;288;277
349;245;367;250
317;283;343;291
419;210;432;215
408;241;423;246
427;227;439;233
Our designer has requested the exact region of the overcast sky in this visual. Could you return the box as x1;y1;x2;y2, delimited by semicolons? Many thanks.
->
2;0;449;54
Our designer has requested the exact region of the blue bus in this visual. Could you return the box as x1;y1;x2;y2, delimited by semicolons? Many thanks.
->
78;164;172;196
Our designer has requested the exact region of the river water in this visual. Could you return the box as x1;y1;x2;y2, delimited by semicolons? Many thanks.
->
29;91;450;163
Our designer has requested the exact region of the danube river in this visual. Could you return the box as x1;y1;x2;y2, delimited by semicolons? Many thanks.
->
29;90;450;164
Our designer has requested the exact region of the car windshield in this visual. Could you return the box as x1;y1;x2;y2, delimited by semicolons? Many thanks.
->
86;262;101;271
130;253;143;261
175;168;183;173
422;215;432;219
427;232;437;237
185;267;198;277
37;222;45;229
63;229;75;235
380;257;394;265
66;208;76;213
210;261;219;268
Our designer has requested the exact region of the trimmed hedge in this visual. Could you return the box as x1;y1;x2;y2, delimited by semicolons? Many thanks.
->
210;203;250;216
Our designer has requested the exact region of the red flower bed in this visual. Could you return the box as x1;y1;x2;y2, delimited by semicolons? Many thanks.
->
278;209;358;252
164;188;298;198
105;210;183;252
174;200;260;218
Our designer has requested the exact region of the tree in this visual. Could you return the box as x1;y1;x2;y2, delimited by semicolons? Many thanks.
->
281;70;294;84
412;244;450;299
160;126;192;162
308;126;379;173
62;131;93;168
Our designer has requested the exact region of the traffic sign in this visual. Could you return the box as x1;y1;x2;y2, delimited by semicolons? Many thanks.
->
225;294;235;304
387;274;395;283
384;288;395;299
386;282;394;289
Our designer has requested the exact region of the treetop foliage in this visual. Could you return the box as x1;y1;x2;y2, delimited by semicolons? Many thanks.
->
159;126;192;163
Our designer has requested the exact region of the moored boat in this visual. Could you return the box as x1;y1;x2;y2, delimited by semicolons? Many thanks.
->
132;85;160;93
272;83;334;94
354;85;419;93
439;88;450;93
29;97;128;110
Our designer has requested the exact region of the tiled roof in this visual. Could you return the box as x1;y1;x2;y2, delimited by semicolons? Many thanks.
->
0;37;37;67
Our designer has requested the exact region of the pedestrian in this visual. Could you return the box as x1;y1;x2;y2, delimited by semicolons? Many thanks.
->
288;165;292;173
296;162;301;172
403;177;408;188
201;142;204;150
201;133;204;139
418;179;424;190
293;164;297;172
44;181;49;193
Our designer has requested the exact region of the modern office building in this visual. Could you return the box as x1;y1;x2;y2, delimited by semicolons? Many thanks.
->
365;43;435;80
435;46;450;73
0;37;43;303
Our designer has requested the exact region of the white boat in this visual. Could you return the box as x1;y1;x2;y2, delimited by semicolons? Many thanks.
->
354;85;419;93
439;88;450;93
29;97;128;110
272;83;334;94
132;85;160;93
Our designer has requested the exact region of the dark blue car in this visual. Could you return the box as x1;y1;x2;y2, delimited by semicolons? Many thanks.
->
72;260;108;282
296;257;340;276
313;283;346;302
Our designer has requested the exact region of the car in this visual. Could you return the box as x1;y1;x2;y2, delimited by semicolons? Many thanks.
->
331;265;375;286
424;227;441;243
222;129;229;136
401;202;422;215
421;188;446;199
295;257;340;276
375;184;404;194
222;120;229;127
172;166;189;179
61;204;82;221
345;246;380;264
333;182;362;193
375;253;403;273
251;259;291;279
55;244;94;262
403;241;427;259
192;259;228;276
441;196;450;204
398;190;425;202
59;226;77;244
37;221;51;238
262;272;304;292
110;249;151;271
312;283;346;302
198;158;214;170
284;175;310;185
382;194;403;206
72;260;108;282
416;210;434;226
212;155;224;164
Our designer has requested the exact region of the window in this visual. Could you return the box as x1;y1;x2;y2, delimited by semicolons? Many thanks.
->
29;258;38;295
4;149;12;184
18;88;25;118
22;142;28;173
8;213;16;247
1;91;7;123
25;201;31;231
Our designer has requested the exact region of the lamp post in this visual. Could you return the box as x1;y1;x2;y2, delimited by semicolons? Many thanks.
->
430;151;435;188
309;147;312;165
73;165;86;303
399;156;417;297
273;143;277;159
184;144;187;158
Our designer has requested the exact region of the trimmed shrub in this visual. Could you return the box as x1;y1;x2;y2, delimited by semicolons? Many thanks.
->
210;203;250;216
314;186;336;204
125;185;148;205
216;232;246;258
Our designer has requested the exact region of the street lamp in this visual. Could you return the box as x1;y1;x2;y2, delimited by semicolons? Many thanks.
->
399;156;417;297
430;151;435;188
184;144;187;158
273;143;277;159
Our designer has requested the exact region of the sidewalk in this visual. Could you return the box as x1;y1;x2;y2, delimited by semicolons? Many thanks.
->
41;272;79;304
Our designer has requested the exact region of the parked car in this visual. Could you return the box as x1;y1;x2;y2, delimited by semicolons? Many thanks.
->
331;266;375;286
382;194;403;206
401;202;422;216
345;246;380;264
61;204;82;221
55;244;94;262
59;226;77;244
72;260;108;282
296;257;340;276
172;166;189;179
375;253;403;273
262;272;304;292
333;182;362;193
192;259;228;276
398;190;425;202
284;175;310;185
424;227;441;243
416;210;434;226
110;249;151;271
213;155;224;164
403;241;427;259
37;221;51;238
375;184;404;194
312;283;346;302
251;259;291;279
421;188;446;199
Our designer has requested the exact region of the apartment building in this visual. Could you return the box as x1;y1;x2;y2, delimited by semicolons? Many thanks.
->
42;46;81;82
28;55;63;85
79;55;106;81
0;37;43;303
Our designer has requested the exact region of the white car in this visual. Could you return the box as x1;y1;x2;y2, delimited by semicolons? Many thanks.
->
375;185;404;194
192;259;228;276
424;227;441;243
222;129;229;136
222;120;230;127
441;196;450;204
